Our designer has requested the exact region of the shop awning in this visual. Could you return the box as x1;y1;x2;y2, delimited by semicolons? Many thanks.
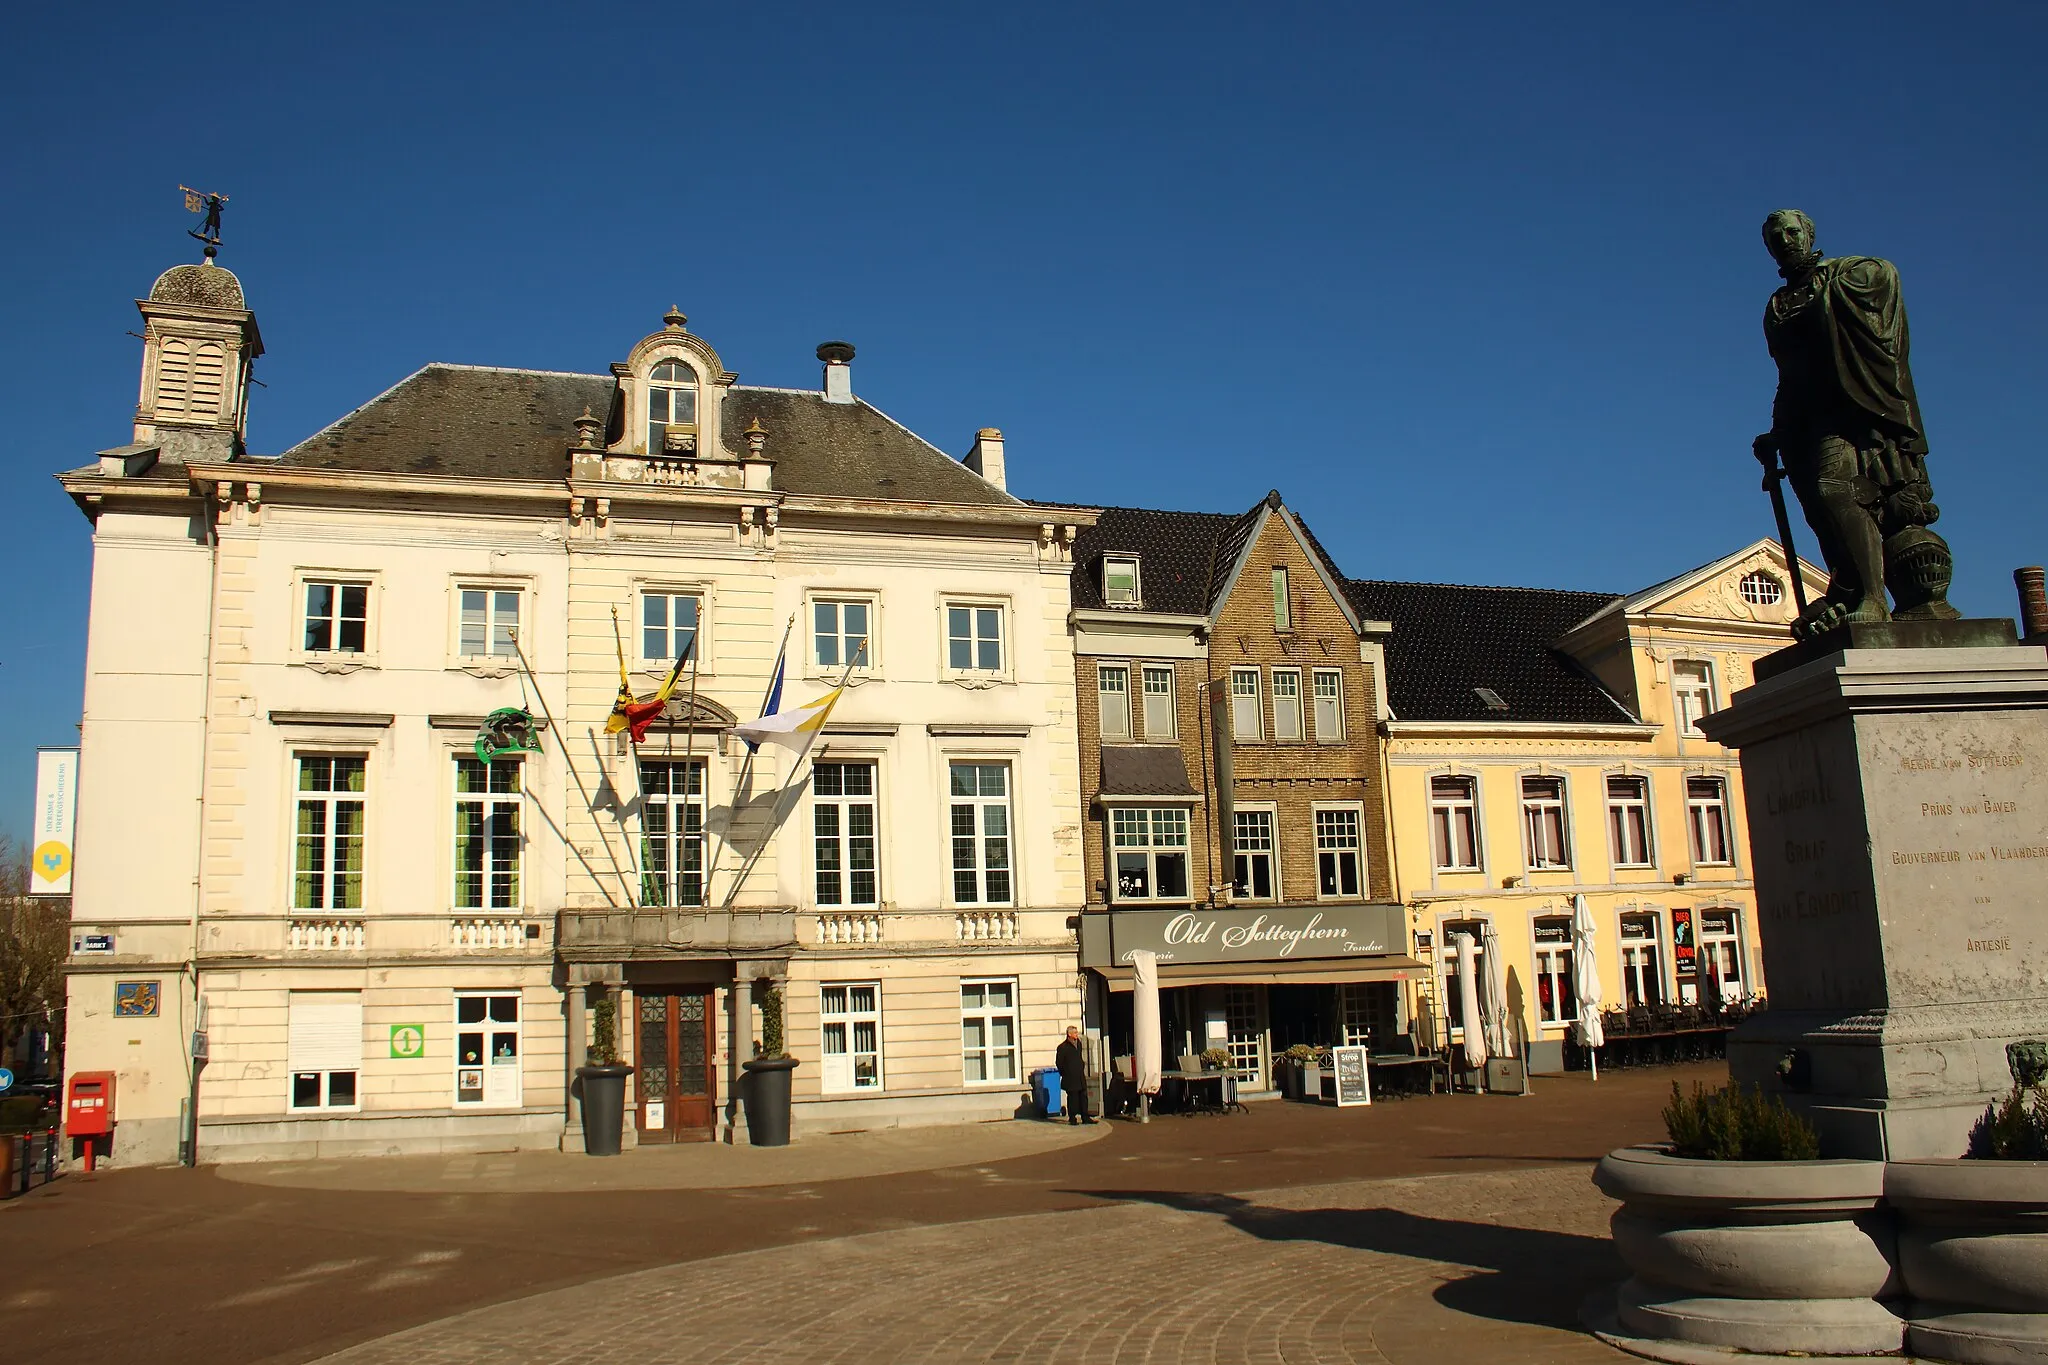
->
1096;956;1426;991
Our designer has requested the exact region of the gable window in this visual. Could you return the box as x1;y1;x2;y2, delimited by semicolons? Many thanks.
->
1607;775;1653;867
1312;668;1344;741
960;978;1019;1084
459;586;521;659
1111;806;1190;901
1687;776;1733;865
1739;571;1784;607
1232;807;1276;899
640;759;706;907
1430;776;1480;870
813;598;871;669
453;757;522;910
288;991;362;1112
294;755;366;910
945;602;1005;673
1097;665;1131;741
1271;567;1292;632
1272;668;1304;741
820;983;882;1093
1230;667;1262;741
813;761;878;907
1620;913;1665;1008
949;762;1012;904
1314;806;1363;898
1521;775;1571;869
304;581;368;655
642;591;702;665
1104;556;1140;606
1674;661;1717;738
646;360;698;451
1142;665;1176;739
1533;916;1578;1025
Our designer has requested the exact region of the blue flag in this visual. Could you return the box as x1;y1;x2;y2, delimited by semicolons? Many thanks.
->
746;642;787;754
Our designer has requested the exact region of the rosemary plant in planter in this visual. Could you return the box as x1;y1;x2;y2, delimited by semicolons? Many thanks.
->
576;989;635;1157
740;982;800;1147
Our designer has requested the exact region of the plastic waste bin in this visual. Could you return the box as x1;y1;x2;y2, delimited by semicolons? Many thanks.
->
1029;1066;1063;1118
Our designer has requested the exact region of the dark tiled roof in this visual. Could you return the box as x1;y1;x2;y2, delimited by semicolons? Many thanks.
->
1101;746;1198;797
1341;579;1637;725
274;364;1017;505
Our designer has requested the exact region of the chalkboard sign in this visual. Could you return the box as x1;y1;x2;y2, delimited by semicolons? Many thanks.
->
1332;1045;1372;1108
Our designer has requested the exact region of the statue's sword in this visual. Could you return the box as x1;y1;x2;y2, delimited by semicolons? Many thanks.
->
1762;454;1811;617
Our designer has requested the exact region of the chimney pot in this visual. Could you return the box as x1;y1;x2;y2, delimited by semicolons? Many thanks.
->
818;340;855;403
2017;566;2048;642
965;428;1006;492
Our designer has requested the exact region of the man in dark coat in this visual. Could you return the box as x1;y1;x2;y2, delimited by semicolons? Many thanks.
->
1055;1025;1096;1125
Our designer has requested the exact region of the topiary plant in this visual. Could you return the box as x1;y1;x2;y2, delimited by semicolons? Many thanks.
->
1663;1081;1820;1160
1967;1040;2048;1158
757;983;788;1059
589;990;619;1065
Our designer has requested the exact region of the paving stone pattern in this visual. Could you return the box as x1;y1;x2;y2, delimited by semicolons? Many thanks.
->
313;1165;1629;1365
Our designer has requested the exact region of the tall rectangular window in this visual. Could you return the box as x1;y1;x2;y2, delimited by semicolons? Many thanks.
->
1272;668;1303;741
1110;806;1191;901
1521;776;1570;869
820;983;882;1093
453;757;522;910
813;762;877;907
960;978;1019;1084
812;598;872;669
459;586;521;658
1607;775;1652;867
1230;667;1262;741
1103;556;1140;606
294;755;366;910
1430;776;1480;870
1621;913;1665;1008
1142;665;1176;739
641;591;701;664
1232;808;1275;899
949;763;1012;904
640;760;706;907
1097;664;1131;741
1533;916;1578;1024
1315;807;1363;898
1312;668;1344;741
454;993;522;1108
1271;567;1292;632
1674;661;1717;738
1699;909;1746;1004
1441;919;1485;1037
946;603;1004;673
304;581;368;654
1688;777;1733;864
288;991;362;1111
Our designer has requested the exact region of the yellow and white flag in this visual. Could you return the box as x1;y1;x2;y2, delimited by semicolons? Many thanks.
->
729;683;845;759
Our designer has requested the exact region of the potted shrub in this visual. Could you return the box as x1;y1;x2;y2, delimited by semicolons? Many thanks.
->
1305;1047;1331;1103
575;990;634;1157
1200;1046;1231;1072
1276;1043;1317;1100
1593;1081;1901;1358
740;982;800;1147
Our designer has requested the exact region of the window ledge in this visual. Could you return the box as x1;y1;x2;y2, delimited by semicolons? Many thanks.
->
945;672;1010;691
454;660;519;679
267;710;395;728
299;656;376;675
927;722;1032;737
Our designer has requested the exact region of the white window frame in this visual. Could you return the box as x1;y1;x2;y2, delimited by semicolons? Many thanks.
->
646;359;699;452
300;575;373;659
1141;664;1176;740
1606;773;1654;868
1103;555;1141;606
453;991;523;1108
1430;774;1482;871
942;598;1008;679
1109;805;1193;903
1272;667;1304;742
1312;667;1344;742
948;761;1014;906
959;977;1020;1085
1097;663;1132;741
1698;907;1747;1004
454;581;525;660
1229;667;1262;741
640;758;708;908
293;753;367;911
453;755;523;911
1231;803;1279;901
288;991;363;1113
1313;803;1366;900
810;594;876;673
1532;916;1578;1028
820;982;883;1093
638;587;703;668
1521;774;1572;870
1674;659;1717;739
1687;775;1734;866
1620;911;1667;1009
813;760;879;908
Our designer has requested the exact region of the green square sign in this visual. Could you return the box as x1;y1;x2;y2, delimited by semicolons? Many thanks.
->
389;1023;426;1059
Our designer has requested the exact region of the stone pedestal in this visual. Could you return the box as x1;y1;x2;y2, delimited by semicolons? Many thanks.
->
1699;628;2048;1160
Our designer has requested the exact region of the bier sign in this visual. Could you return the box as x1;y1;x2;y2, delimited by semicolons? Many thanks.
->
1332;1045;1372;1108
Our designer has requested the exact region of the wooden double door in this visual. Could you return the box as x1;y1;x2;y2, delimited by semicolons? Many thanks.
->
636;988;717;1143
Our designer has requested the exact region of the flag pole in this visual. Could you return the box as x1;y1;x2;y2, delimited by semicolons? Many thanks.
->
702;613;793;903
613;608;649;900
507;627;635;907
678;614;707;906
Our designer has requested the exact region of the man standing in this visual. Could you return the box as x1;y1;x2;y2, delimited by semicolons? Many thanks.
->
1056;1025;1096;1125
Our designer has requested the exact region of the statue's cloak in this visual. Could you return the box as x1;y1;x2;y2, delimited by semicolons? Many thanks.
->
1765;254;1929;456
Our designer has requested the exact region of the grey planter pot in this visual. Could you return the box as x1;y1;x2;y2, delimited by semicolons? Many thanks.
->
575;1063;634;1157
741;1055;800;1147
1890;1158;2048;1362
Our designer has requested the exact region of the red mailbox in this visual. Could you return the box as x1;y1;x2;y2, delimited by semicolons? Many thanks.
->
67;1072;115;1139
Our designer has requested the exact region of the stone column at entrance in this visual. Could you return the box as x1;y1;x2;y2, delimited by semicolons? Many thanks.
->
560;981;587;1153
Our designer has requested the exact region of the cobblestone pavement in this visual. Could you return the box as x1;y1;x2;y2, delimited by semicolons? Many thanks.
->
312;1163;1629;1365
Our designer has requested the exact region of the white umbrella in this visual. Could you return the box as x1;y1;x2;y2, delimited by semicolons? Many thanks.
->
1572;894;1605;1079
1452;932;1488;1071
1130;949;1163;1098
1481;920;1511;1060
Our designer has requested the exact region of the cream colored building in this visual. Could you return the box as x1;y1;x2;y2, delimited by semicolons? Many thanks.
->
58;256;1092;1164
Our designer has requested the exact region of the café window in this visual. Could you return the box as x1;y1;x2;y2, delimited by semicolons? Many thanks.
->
1097;664;1131;741
454;992;522;1108
1688;776;1734;865
1699;908;1747;1004
1430;775;1480;870
1111;806;1191;902
1232;807;1276;900
1521;775;1571;869
820;982;882;1093
1620;912;1665;1009
1533;916;1578;1025
1607;775;1653;867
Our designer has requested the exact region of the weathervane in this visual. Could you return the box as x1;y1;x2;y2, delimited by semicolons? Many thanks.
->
181;186;228;259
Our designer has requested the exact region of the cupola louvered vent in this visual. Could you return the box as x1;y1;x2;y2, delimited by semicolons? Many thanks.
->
157;338;192;415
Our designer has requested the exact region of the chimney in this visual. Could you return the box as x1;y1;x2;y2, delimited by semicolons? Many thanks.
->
2017;567;2048;643
965;428;1006;491
818;341;855;404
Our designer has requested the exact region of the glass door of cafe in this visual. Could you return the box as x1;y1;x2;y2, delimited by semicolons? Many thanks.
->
636;988;717;1143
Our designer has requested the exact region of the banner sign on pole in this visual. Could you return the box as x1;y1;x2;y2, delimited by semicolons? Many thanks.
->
32;748;79;896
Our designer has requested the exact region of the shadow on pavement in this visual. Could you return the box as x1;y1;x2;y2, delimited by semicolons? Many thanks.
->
1074;1189;1620;1329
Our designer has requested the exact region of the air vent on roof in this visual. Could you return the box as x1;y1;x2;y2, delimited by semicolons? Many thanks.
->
1474;687;1509;714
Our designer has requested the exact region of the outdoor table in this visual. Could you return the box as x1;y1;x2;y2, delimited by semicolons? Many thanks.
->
1366;1053;1444;1096
1161;1071;1241;1113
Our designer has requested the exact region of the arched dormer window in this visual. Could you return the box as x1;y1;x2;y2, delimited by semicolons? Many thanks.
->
647;361;699;452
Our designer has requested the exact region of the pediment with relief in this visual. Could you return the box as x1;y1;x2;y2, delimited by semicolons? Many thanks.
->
647;694;740;731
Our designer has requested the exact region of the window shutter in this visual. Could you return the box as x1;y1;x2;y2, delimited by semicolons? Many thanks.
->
189;342;226;418
288;992;364;1072
157;339;192;415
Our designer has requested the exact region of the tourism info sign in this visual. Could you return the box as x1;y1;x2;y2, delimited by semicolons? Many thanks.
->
32;747;78;897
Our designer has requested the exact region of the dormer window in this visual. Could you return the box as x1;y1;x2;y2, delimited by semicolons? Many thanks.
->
1104;555;1141;606
647;361;698;452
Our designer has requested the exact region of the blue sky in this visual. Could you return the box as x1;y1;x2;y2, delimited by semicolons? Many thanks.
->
3;2;2043;841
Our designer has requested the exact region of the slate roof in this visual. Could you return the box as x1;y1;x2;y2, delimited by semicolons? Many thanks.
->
1341;579;1637;725
272;364;1017;505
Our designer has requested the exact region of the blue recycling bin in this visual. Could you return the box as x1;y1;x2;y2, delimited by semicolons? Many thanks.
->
1030;1066;1063;1117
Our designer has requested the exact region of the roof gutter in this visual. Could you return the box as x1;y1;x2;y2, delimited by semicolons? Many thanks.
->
1382;719;1657;741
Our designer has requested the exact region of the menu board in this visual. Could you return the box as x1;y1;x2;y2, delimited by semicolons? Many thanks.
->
1332;1045;1372;1108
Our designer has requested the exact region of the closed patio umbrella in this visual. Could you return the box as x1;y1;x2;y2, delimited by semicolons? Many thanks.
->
1451;932;1488;1072
1131;949;1163;1099
1481;920;1511;1061
1572;894;1605;1080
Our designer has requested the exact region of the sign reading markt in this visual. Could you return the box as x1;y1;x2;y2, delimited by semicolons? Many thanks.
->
1080;903;1404;968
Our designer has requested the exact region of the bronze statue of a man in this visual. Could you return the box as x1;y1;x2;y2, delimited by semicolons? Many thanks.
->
1754;209;1958;636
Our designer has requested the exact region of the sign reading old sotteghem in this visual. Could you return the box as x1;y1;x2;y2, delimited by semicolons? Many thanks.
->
1083;903;1404;967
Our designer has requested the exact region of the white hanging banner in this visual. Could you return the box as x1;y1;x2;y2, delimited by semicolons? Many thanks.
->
32;748;79;896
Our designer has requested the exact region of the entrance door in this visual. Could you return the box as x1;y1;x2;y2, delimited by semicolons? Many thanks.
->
636;989;717;1143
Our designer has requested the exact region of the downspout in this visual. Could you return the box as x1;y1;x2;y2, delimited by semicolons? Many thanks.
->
1195;680;1217;905
183;486;224;1166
